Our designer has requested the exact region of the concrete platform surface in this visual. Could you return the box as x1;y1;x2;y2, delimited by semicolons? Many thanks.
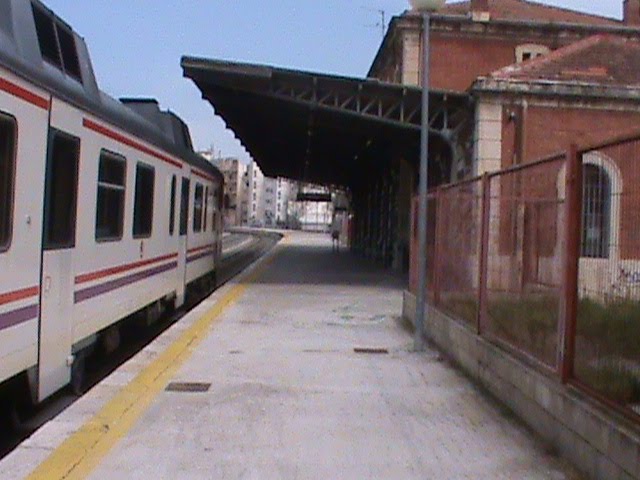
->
3;232;580;479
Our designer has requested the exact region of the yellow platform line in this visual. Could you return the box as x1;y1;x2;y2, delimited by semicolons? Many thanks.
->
26;240;283;480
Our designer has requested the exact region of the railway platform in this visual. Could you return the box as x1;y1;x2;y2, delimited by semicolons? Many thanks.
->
2;232;579;479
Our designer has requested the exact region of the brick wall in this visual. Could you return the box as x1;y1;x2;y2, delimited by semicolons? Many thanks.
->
502;106;640;168
430;35;529;91
498;104;640;261
400;28;593;91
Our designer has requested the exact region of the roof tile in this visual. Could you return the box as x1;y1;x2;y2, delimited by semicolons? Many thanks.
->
437;0;620;26
490;35;640;87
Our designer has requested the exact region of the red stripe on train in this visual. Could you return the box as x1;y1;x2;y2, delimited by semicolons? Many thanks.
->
0;286;40;307
75;253;179;285
187;244;216;255
0;77;49;110
83;118;183;169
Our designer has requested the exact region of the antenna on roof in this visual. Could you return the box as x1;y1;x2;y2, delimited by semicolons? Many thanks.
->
361;6;387;39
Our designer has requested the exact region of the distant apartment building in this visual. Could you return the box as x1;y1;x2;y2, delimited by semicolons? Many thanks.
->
276;177;297;226
197;156;328;229
246;161;265;226
197;150;249;228
263;177;277;227
242;161;339;231
239;166;250;226
213;157;247;227
240;161;298;228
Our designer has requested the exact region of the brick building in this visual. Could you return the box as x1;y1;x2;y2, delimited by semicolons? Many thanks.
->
370;0;634;91
367;0;640;271
471;35;640;298
474;34;640;171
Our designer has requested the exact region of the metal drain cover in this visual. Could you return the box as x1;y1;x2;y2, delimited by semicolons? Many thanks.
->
354;348;389;355
165;382;211;393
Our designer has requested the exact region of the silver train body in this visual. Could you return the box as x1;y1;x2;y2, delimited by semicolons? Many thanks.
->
0;0;223;403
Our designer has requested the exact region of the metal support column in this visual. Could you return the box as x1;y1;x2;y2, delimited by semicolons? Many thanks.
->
414;12;431;351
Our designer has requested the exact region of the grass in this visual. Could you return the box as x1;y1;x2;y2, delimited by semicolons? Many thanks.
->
576;298;640;359
574;363;640;405
487;295;559;366
440;297;478;326
574;298;640;405
437;293;640;406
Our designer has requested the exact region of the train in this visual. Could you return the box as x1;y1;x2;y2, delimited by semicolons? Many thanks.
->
0;0;224;417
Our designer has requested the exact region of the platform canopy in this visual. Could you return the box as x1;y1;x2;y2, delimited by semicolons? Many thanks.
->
182;57;472;186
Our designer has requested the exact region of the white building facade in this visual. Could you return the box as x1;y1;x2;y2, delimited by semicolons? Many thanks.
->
238;160;298;228
276;177;297;226
247;161;265;226
211;157;247;227
263;177;277;227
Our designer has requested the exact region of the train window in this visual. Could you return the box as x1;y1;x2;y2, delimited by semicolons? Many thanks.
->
32;3;61;68
203;187;208;231
44;132;80;249
56;24;82;82
169;175;177;236
0;114;17;252
179;178;189;236
31;3;83;83
193;183;204;233
133;163;155;238
95;151;126;241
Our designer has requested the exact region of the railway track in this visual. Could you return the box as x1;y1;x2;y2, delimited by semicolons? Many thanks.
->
0;231;280;459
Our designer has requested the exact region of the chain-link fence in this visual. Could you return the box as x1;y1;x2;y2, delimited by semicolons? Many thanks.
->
484;155;565;369
573;138;640;416
409;134;640;421
436;179;483;327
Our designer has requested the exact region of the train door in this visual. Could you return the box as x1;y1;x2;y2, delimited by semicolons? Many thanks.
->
175;175;190;307
37;129;80;401
0;74;49;391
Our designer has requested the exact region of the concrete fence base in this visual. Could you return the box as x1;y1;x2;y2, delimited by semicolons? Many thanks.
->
403;291;640;480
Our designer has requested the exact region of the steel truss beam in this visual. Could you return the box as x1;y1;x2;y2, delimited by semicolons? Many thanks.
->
182;57;475;183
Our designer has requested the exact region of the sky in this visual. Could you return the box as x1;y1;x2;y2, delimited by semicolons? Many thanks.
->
44;0;622;163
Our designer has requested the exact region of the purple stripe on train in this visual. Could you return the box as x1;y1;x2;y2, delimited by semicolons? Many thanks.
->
187;249;215;264
0;304;38;332
74;262;178;304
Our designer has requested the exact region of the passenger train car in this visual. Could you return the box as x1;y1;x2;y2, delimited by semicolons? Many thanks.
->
0;0;223;408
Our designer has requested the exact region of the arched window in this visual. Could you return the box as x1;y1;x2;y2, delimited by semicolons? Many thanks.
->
581;164;611;258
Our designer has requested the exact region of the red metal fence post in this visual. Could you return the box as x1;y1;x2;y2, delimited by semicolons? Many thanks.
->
477;174;491;336
559;145;582;383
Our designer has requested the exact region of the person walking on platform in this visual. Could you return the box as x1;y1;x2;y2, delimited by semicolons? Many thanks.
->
331;214;342;252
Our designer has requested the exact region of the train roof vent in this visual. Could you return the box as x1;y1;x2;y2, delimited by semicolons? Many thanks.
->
121;99;194;151
120;98;169;132
31;2;82;83
120;98;161;117
165;112;194;152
